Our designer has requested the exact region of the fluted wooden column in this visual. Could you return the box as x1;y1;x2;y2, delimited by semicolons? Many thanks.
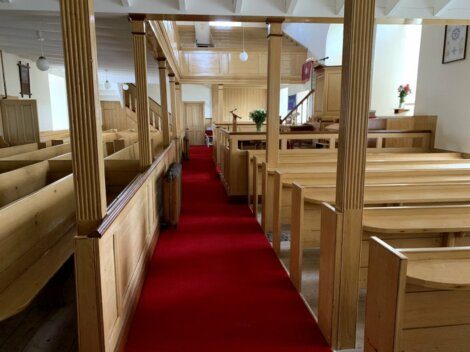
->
318;0;376;349
266;20;283;167
168;73;178;138
131;18;153;169
217;84;224;123
158;59;171;147
60;0;106;236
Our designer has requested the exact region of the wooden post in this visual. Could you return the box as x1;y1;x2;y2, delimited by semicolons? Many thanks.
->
169;73;178;139
217;84;224;123
158;59;171;147
176;82;184;133
60;0;107;236
131;17;153;169
266;20;283;167
318;0;376;349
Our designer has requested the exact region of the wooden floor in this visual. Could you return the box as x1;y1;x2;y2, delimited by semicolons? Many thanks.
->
0;258;78;352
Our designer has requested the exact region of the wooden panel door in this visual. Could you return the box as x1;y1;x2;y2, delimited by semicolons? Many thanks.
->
0;99;40;146
184;102;205;146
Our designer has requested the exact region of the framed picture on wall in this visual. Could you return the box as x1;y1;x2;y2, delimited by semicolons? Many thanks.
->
17;61;31;98
443;25;468;64
288;94;297;110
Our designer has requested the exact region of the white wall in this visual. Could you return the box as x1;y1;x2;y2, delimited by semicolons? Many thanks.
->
48;73;69;131
324;24;422;116
181;84;212;118
415;26;470;153
0;51;54;131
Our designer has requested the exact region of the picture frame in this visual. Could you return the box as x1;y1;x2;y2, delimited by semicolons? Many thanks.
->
442;25;468;64
17;61;31;98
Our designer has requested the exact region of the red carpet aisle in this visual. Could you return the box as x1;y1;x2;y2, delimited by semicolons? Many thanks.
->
126;146;330;352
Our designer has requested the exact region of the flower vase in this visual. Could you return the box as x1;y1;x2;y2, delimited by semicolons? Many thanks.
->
256;124;262;132
399;97;405;109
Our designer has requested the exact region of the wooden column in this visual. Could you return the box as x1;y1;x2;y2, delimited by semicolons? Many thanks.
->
176;82;184;133
158;59;171;147
60;0;106;236
217;84;224;123
266;20;283;167
318;0;376;349
131;18;153;169
168;73;178;139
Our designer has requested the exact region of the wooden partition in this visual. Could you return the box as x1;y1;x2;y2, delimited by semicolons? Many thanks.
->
0;174;76;321
0;143;38;158
0;143;71;161
365;238;470;351
75;142;176;351
0;99;40;146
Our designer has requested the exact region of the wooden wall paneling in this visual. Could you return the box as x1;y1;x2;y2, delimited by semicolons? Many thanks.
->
158;59;171;147
0;99;40;146
318;0;376;349
131;18;153;169
266;21;283;167
223;87;267;122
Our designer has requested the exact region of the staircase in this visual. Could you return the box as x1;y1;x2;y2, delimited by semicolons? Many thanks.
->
280;88;315;126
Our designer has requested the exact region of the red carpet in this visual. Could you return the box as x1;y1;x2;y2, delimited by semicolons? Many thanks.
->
126;146;331;352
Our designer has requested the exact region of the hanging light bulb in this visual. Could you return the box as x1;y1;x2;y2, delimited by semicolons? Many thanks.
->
104;69;111;90
239;25;248;62
122;83;130;91
36;31;50;71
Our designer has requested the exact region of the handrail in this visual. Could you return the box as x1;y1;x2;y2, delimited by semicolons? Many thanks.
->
280;88;315;125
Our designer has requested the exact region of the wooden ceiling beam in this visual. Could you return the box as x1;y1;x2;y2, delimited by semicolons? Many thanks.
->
286;0;299;15
335;0;344;15
234;0;243;13
434;0;455;16
384;0;402;16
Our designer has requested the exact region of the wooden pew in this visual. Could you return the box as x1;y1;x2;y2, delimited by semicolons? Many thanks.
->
289;184;470;290
248;151;463;204
250;152;464;213
0;174;76;321
0;143;39;159
217;127;434;198
262;161;470;233
365;237;470;352
319;204;470;348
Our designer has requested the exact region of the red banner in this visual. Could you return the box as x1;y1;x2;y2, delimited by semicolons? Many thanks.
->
302;61;312;82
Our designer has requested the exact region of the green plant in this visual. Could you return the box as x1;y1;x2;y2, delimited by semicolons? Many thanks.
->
249;109;267;132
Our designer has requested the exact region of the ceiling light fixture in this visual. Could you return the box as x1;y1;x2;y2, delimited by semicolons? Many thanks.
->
36;31;49;72
239;25;248;62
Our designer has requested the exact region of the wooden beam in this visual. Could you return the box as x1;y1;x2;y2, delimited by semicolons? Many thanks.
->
335;0;345;15
266;20;283;167
286;0;299;14
59;0;107;237
318;0;376;349
158;59;171;147
384;0;401;16
234;0;244;13
178;0;187;11
169;73;178;139
131;19;153;169
434;0;455;16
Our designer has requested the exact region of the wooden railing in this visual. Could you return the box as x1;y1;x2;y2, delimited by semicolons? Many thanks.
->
281;88;315;125
124;83;163;131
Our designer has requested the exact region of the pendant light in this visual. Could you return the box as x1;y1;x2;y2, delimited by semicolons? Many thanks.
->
239;25;248;62
36;31;50;72
104;69;111;90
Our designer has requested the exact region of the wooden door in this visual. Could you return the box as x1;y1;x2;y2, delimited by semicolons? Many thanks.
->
0;99;40;146
184;102;205;146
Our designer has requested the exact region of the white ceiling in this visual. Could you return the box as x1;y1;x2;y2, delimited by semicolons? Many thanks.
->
1;0;470;19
